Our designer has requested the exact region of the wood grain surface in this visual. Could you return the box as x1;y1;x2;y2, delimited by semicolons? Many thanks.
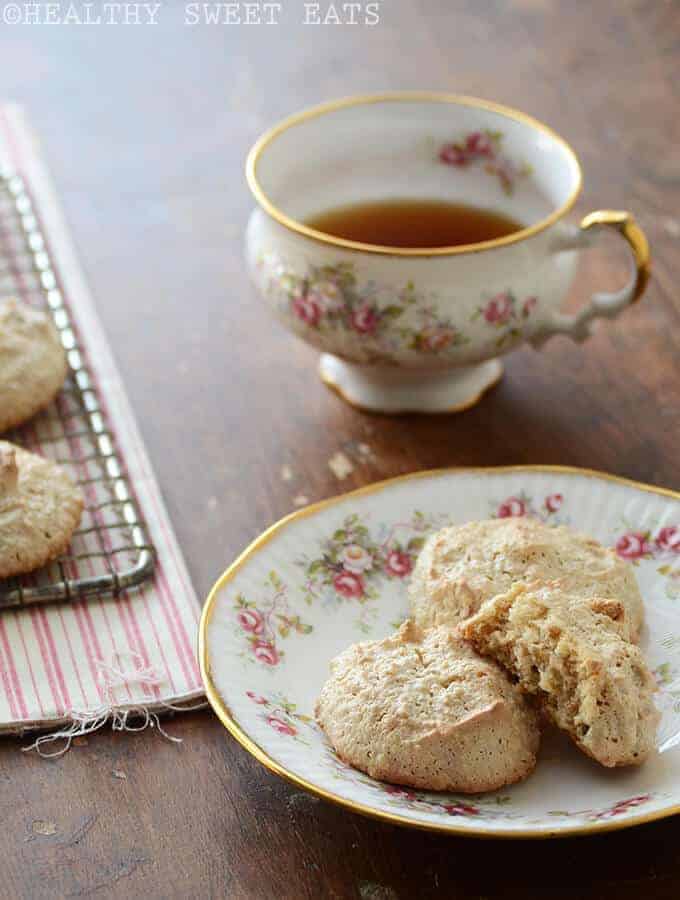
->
1;1;679;897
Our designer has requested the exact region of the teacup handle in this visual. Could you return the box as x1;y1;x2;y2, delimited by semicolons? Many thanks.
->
531;210;650;347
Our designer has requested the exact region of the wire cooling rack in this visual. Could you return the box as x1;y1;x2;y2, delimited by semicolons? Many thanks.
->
0;167;155;608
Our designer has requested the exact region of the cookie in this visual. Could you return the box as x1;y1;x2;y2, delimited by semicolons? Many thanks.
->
461;583;659;767
0;441;83;578
410;518;644;642
315;620;540;793
0;297;68;432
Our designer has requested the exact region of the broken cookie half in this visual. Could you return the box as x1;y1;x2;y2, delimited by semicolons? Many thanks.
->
461;582;660;768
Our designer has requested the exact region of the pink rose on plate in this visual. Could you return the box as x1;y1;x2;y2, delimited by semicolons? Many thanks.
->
351;304;379;335
385;785;417;800
439;143;467;166
443;802;479;816
310;280;344;313
655;526;680;554
544;493;563;513
615;532;650;560
267;715;297;736
483;292;514;324
246;691;268;705
252;639;279;666
238;608;264;634
465;131;493;157
342;544;373;573
333;570;365;599
595;795;649;819
291;293;321;327
385;550;412;578
522;296;537;317
497;497;526;518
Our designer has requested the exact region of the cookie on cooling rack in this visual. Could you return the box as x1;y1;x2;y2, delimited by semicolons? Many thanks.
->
0;297;68;432
409;517;644;642
0;441;84;579
315;620;540;793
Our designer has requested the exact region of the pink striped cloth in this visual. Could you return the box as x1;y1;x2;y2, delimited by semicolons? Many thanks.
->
0;105;203;735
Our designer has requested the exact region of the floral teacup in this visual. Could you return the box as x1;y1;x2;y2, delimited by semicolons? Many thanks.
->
245;93;649;414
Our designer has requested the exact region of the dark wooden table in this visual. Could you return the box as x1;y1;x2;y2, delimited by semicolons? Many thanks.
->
1;1;679;896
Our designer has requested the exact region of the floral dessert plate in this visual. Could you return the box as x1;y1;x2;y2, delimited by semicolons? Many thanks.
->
199;466;680;838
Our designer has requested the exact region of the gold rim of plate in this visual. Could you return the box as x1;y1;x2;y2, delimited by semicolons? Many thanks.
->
199;465;680;839
245;92;583;258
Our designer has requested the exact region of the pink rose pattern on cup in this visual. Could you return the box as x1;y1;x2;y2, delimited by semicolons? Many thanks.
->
439;130;532;195
291;293;321;327
299;510;443;633
260;257;542;360
472;290;539;349
483;292;514;324
269;261;470;359
234;571;313;668
492;490;566;524
350;304;379;335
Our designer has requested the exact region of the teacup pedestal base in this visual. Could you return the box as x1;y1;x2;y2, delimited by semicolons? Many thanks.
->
318;354;503;414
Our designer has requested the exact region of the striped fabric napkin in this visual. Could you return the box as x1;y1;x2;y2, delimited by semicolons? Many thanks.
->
0;105;203;749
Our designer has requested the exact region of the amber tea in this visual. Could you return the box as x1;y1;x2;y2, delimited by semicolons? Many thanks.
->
305;199;525;249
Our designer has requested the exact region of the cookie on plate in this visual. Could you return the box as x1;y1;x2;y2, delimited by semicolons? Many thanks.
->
461;583;659;767
0;297;68;432
0;441;83;579
315;620;540;793
409;518;644;642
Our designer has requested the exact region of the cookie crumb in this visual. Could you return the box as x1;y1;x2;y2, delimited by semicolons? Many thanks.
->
359;881;399;900
293;494;309;507
664;217;680;237
280;465;294;482
328;451;354;480
31;820;57;836
341;439;377;464
112;770;127;780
